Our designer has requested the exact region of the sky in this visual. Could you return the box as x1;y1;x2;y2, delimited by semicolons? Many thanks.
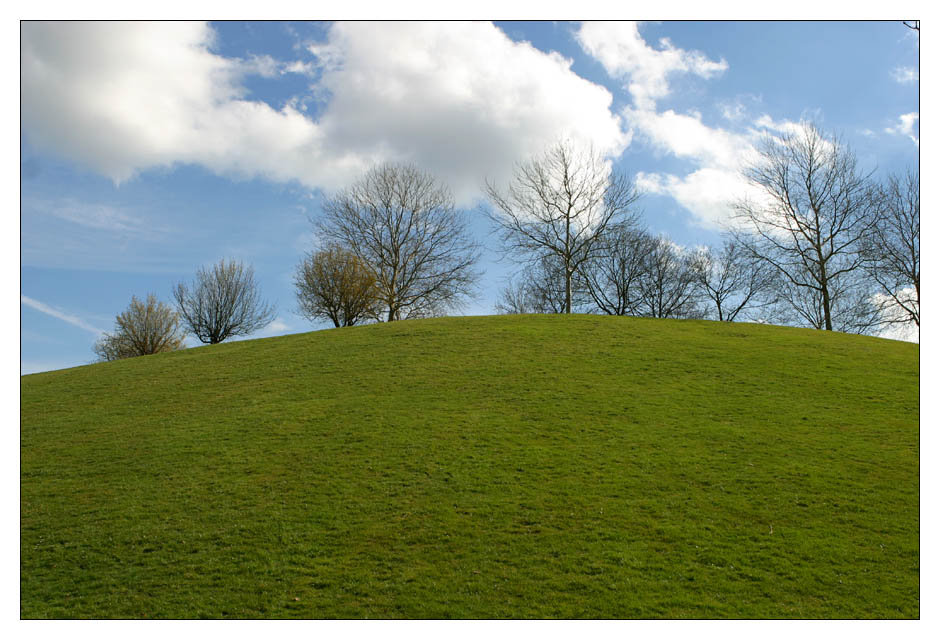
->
18;19;921;374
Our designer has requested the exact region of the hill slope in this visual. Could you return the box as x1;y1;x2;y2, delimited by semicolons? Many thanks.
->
21;315;919;618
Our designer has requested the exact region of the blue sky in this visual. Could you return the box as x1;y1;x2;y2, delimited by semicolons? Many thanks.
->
19;20;920;374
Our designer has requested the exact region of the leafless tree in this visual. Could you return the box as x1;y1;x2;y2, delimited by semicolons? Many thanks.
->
295;245;382;328
93;293;186;361
863;168;919;328
495;253;587;314
903;20;919;31
732;122;880;332
493;279;536;315
690;236;779;322
318;163;481;322
634;234;704;319
766;270;880;332
580;224;654;316
484;140;642;314
173;259;276;344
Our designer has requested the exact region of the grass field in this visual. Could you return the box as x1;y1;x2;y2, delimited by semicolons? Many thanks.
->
20;314;919;618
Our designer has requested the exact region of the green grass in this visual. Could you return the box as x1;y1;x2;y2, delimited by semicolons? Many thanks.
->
21;314;918;618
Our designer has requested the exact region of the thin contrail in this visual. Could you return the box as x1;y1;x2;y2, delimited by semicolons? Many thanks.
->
21;295;105;335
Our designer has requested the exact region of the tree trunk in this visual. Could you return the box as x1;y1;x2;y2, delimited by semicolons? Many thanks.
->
822;288;832;330
565;267;572;314
819;260;833;331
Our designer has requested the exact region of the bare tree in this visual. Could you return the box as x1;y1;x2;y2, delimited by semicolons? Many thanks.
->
732;122;879;332
173;259;276;344
318;163;481;322
690;236;778;322
634;234;703;319
93;293;186;361
766;270;880;333
580;224;654;316
493;278;536;315
295;245;381;328
485;140;642;314
495;253;587;315
863;168;919;328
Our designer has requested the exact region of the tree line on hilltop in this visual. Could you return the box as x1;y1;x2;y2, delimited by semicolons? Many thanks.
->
94;122;919;361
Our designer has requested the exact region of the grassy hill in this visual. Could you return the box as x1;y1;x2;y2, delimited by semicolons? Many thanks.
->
20;314;919;619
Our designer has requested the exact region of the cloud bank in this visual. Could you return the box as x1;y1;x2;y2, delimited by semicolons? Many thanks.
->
21;21;629;204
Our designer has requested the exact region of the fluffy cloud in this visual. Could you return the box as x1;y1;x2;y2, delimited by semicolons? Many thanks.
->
625;108;772;228
637;167;754;229
575;21;727;110
22;22;321;185
307;21;629;201
885;112;919;145
21;21;629;205
627;108;757;170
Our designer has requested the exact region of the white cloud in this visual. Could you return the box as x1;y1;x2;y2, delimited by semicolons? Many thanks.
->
625;108;772;228
891;66;918;85
21;21;629;206
21;295;106;335
283;59;316;76
308;21;629;202
885;112;919;145
624;107;831;229
638;167;755;229
575;21;727;110
22;22;258;184
627;108;757;171
239;54;318;78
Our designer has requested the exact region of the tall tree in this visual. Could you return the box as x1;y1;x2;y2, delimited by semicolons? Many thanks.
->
93;293;186;361
295;245;381;328
173;259;276;344
732;122;879;332
318;163;481;322
484;140;641;314
863;168;919;328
